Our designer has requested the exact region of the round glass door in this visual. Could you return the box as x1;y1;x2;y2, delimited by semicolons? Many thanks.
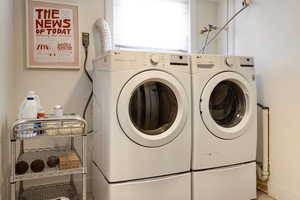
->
201;72;254;140
209;81;246;128
118;70;188;147
129;82;178;136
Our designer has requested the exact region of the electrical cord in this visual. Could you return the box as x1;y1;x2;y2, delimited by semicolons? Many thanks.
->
82;33;93;127
83;48;93;83
83;91;93;120
203;1;249;51
83;47;93;121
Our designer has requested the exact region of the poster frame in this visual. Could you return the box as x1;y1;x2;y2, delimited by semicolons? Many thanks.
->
26;0;80;69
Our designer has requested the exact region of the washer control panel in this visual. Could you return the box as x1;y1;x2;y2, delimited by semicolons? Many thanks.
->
150;54;160;65
170;55;189;66
240;57;254;67
195;55;218;69
225;57;235;67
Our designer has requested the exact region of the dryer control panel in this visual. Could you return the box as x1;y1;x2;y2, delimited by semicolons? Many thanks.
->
240;57;254;67
170;55;189;66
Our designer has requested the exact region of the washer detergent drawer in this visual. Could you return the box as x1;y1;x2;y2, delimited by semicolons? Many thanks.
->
192;162;256;200
93;164;191;200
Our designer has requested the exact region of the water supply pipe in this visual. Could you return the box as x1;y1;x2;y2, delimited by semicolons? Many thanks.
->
257;104;270;182
202;0;251;53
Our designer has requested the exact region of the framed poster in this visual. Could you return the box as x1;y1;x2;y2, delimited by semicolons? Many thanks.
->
26;0;80;69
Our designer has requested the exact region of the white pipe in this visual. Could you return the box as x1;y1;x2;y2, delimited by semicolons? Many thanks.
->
257;165;269;182
257;107;270;182
94;18;113;54
244;0;252;6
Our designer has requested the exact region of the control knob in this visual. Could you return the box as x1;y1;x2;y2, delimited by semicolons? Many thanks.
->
150;55;160;65
225;57;234;67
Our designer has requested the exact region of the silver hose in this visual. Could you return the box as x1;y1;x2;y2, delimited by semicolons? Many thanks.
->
202;30;212;54
203;1;249;52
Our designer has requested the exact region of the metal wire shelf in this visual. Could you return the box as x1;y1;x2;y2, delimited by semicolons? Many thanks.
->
13;147;84;182
12;115;87;140
19;182;79;200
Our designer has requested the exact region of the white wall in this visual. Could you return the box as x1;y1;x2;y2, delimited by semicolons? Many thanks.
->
234;0;300;199
190;0;218;53
216;0;236;55
14;0;104;192
190;0;234;54
14;0;104;123
0;0;16;199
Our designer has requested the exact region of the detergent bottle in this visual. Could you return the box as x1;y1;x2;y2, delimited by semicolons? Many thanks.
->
18;91;39;138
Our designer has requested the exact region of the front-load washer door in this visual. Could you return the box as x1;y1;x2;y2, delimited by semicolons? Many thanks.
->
200;72;255;140
117;70;188;147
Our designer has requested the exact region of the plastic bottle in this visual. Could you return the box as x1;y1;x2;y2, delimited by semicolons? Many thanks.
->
34;94;45;135
34;94;44;114
34;93;46;135
37;109;46;135
53;105;64;117
18;91;39;138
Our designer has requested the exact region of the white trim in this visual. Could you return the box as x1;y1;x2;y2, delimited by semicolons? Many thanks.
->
117;70;188;147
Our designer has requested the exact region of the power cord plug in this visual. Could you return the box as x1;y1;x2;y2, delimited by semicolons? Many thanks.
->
82;32;90;49
82;32;93;83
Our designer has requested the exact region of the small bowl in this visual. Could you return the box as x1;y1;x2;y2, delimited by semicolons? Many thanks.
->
47;156;59;168
15;161;29;175
30;159;45;173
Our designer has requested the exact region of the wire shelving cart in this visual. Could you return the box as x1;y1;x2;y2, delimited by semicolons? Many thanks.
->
10;115;88;200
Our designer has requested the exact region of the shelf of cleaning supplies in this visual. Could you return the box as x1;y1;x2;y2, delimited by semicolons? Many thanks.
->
12;147;85;182
12;115;87;140
10;115;88;200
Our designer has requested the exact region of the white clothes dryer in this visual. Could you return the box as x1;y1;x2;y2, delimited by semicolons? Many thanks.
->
191;54;257;170
92;50;191;183
190;55;257;200
191;55;257;200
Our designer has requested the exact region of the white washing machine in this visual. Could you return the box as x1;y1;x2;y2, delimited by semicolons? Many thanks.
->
191;55;257;200
92;50;191;184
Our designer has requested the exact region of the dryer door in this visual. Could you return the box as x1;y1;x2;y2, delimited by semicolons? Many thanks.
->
200;72;255;140
117;70;188;147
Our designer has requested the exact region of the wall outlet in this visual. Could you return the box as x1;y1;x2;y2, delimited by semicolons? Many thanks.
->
82;32;90;48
